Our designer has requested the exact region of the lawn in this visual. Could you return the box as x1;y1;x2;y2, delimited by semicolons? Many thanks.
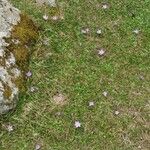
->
0;0;149;149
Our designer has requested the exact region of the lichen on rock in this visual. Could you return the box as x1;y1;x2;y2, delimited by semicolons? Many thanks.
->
0;0;38;114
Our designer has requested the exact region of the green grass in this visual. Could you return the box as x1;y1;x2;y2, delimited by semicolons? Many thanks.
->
0;0;150;149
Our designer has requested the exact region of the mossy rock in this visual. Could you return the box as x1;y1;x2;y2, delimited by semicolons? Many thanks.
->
7;14;39;71
0;0;38;114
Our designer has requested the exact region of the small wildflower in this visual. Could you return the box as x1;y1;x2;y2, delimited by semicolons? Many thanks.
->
26;71;32;77
89;101;94;107
51;16;59;21
30;86;38;92
5;124;14;132
133;29;140;34
103;91;108;97
102;4;109;9
43;37;50;46
55;112;61;116
98;49;105;56
30;87;35;92
96;29;102;35
139;75;144;80
74;121;81;128
81;28;90;34
43;14;48;20
35;143;41;150
114;111;120;115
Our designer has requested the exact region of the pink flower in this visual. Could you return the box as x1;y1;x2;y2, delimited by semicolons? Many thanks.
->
26;71;32;77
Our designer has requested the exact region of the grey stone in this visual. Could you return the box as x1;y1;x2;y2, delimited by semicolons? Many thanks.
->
0;0;21;114
0;0;38;114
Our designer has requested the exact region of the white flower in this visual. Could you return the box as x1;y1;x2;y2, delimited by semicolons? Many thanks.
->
98;49;105;56
133;29;140;34
43;14;49;20
96;29;102;35
74;121;81;128
35;144;41;150
89;101;94;106
102;4;108;9
139;75;144;80
114;111;120;115
55;112;61;116
103;91;108;97
43;37;50;46
30;87;35;92
6;124;14;132
30;86;38;92
51;16;59;21
81;28;90;34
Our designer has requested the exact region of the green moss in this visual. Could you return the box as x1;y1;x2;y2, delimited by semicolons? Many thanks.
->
6;14;39;93
8;14;38;68
3;83;12;101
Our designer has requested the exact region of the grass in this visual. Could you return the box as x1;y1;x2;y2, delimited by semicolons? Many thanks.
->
0;0;149;149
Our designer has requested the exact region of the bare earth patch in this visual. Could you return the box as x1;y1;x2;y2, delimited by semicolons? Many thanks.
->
52;93;67;106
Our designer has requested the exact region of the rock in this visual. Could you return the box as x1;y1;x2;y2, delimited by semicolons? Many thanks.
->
0;0;38;114
35;0;56;7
